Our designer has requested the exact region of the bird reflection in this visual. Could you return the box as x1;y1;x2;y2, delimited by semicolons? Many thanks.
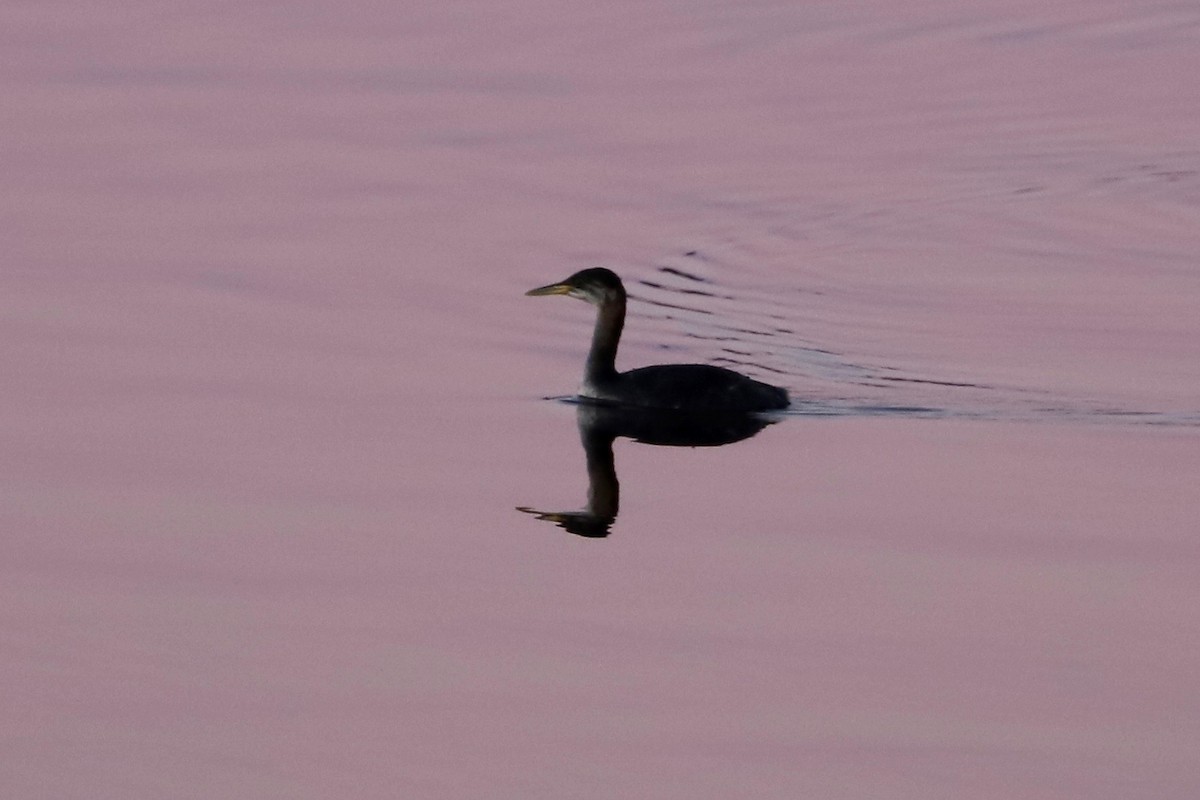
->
517;402;775;538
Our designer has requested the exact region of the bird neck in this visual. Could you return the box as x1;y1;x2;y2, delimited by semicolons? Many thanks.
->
585;296;625;383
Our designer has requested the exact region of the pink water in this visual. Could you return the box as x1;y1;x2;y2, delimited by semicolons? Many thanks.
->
4;2;1199;798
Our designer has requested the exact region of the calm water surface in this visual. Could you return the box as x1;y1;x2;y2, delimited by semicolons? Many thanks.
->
4;1;1200;798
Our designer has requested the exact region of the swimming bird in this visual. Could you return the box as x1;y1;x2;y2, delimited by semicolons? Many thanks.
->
526;268;789;412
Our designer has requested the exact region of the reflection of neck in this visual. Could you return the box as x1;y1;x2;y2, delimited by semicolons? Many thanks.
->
581;427;618;522
585;297;625;384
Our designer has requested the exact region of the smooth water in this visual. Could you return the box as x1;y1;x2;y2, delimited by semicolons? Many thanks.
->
4;2;1199;798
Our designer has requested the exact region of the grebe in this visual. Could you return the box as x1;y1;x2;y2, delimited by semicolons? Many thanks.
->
527;268;789;412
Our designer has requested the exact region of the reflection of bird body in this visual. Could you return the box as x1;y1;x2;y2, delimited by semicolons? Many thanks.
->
527;268;789;412
516;402;774;538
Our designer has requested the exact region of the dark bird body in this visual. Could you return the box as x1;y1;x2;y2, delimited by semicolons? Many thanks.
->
526;268;789;412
